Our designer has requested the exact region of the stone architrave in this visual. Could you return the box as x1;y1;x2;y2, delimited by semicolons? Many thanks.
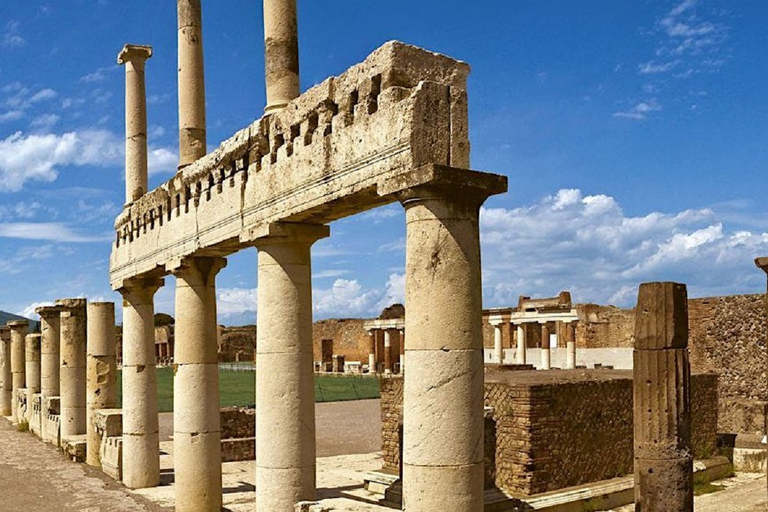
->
0;326;11;416
177;0;207;167
57;298;88;439
172;256;226;512
8;320;28;424
263;0;300;113
25;333;41;422
251;222;329;512
633;282;693;511
86;302;118;467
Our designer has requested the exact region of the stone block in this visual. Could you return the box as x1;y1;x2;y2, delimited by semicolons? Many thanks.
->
93;408;123;437
62;434;87;463
634;456;693;511
101;435;123;481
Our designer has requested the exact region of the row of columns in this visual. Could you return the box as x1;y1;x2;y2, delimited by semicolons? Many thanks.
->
366;327;405;374
489;319;577;369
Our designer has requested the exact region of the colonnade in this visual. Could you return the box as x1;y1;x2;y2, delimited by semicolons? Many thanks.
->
488;317;578;369
364;324;405;375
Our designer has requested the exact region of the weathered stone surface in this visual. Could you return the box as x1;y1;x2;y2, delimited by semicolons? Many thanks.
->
86;302;118;467
0;326;11;416
635;282;688;350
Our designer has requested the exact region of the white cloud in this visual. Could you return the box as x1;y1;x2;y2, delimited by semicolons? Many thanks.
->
217;287;258;318
638;60;679;75
613;99;662;120
479;189;768;308
30;113;60;130
29;88;57;103
0;222;111;242
0;110;23;123
313;269;351;279
313;279;381;318
2;21;27;48
148;147;178;175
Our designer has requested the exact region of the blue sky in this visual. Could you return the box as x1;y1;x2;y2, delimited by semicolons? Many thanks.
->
1;0;767;325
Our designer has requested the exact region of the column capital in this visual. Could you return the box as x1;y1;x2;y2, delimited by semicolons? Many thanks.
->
35;304;64;319
7;320;29;331
755;256;768;274
118;44;153;65
167;255;227;286
55;297;87;311
385;165;507;207
241;221;330;247
118;276;165;302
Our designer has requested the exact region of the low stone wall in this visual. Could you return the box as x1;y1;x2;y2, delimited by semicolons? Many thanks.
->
220;407;256;462
380;369;718;497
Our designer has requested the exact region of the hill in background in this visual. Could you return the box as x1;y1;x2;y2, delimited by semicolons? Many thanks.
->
0;310;40;332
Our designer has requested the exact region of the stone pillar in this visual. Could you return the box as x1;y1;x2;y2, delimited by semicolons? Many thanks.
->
172;257;226;512
400;188;488;511
57;298;87;439
565;322;576;369
0;327;10;416
25;333;41;421
633;282;693;512
383;329;392;375
492;321;503;364
367;331;376;373
516;324;526;365
37;306;62;400
253;222;329;512
177;0;207;168
117;44;153;205
86;302;118;467
399;328;405;373
119;277;164;489
540;323;551;370
9;320;28;423
263;0;300;113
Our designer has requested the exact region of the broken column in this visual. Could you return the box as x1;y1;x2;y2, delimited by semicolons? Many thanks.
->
57;298;88;440
86;302;118;467
177;0;207;167
565;322;576;369
516;324;526;364
8;320;28;424
263;0;300;113
117;44;153;205
253;223;329;512
172;257;226;512
120;277;163;489
25;333;41;422
0;326;10;416
633;282;693;512
540;322;551;370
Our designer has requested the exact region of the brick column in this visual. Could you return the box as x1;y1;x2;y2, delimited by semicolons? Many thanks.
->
633;282;692;511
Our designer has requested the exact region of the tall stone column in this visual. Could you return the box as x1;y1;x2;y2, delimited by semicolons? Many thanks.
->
86;302;118;467
383;329;392;375
399;328;405;373
540;322;551;370
252;222;329;512
516;324;526;365
25;333;41;421
117;44;153;205
57;298;87;439
633;282;693;511
565;321;576;369
491;320;503;364
37;306;62;400
367;331;376;373
0;327;10;416
400;187;489;512
120;277;164;489
171;256;226;512
9;320;28;423
177;0;207;167
263;0;300;113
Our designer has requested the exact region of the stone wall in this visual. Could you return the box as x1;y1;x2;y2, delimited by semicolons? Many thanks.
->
380;369;718;496
220;407;256;462
577;304;635;348
312;319;368;362
218;325;256;362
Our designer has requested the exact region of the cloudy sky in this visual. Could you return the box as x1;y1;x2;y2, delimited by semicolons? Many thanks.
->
1;0;767;325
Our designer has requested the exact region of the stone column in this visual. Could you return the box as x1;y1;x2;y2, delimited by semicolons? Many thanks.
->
9;320;28;423
86;302;118;467
367;330;376;373
0;327;10;416
633;282;693;512
25;333;41;421
37;306;62;400
120;277;164;489
400;187;489;512
540;322;551;370
399;328;405;373
117;44;153;205
177;0;207;167
565;322;576;369
171;257;226;512
383;329;392;375
263;0;300;113
491;321;503;364
57;298;87;439
516;324;526;365
253;222;329;512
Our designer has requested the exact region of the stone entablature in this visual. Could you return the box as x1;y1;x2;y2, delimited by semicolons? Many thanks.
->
109;41;492;288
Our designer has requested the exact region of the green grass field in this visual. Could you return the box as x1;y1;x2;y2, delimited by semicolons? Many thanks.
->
117;366;380;413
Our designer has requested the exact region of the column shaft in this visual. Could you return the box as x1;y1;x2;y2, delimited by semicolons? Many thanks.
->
401;192;485;511
38;307;62;399
516;324;526;365
0;327;11;416
25;334;41;422
367;331;376;373
540;323;551;370
493;324;503;364
86;302;118;467
565;322;576;369
177;0;207;167
263;0;300;113
9;321;28;423
254;223;328;512
58;298;87;439
399;329;405;373
173;257;226;512
383;330;392;374
120;278;163;489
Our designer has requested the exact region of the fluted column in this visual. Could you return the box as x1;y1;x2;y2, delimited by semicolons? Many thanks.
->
565;322;576;369
633;282;693;511
171;256;226;512
253;222;329;512
57;298;87;439
177;0;207;167
9;320;28;424
263;0;300;113
516;324;526;365
118;44;153;205
86;302;118;467
25;333;41;422
120;277;164;489
540;322;551;370
400;187;488;511
0;327;10;416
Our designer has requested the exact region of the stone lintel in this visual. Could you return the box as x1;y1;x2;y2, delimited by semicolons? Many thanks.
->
634;282;688;350
380;163;507;201
240;222;330;245
755;256;768;273
117;44;153;65
7;320;29;329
